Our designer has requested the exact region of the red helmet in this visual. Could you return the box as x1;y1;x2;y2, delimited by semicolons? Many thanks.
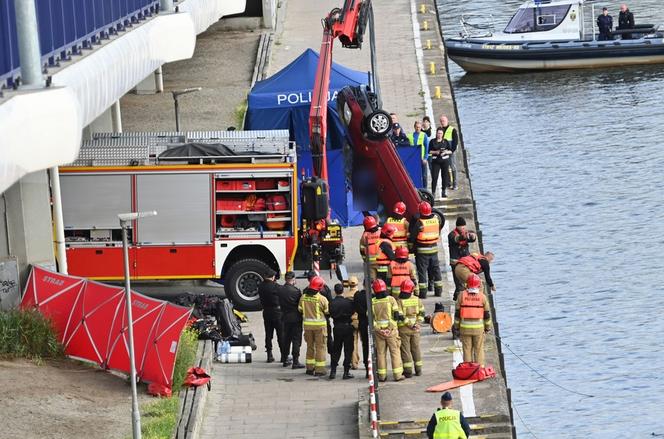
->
466;274;482;291
393;201;406;216
381;223;397;238
363;215;378;230
400;279;415;294
418;201;432;216
309;276;325;291
372;278;387;293
395;246;409;259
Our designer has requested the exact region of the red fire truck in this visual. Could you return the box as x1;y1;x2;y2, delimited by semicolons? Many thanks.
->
59;130;297;310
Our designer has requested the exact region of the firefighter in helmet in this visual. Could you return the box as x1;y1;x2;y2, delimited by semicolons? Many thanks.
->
397;279;425;377
453;274;491;367
409;201;444;298
373;223;397;281
386;201;410;250
359;215;381;265
298;276;330;376
371;278;404;382
388;246;417;297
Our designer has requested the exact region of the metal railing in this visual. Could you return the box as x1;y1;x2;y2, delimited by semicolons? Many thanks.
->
0;0;160;88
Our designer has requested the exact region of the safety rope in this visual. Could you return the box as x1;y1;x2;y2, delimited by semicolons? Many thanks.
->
493;334;595;399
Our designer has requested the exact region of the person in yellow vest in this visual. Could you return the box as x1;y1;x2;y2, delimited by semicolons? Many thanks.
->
397;279;425;377
453;274;492;367
386;201;410;250
371;279;405;382
388;246;418;297
343;276;361;370
426;392;470;439
409;201;444;298
453;252;495;294
360;215;381;266
373;223;397;281
298;276;330;376
408;121;430;188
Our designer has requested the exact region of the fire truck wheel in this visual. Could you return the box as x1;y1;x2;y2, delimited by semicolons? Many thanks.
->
224;258;271;311
364;110;392;139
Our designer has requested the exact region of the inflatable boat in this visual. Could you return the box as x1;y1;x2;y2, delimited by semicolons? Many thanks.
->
445;0;664;73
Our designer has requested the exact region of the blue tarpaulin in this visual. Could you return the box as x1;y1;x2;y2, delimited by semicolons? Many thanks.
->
244;49;423;226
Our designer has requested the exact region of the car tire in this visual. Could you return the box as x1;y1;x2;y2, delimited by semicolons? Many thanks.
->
432;207;446;228
364;110;392;139
223;258;270;311
418;188;434;206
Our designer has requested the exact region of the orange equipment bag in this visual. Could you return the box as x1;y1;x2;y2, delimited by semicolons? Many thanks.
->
452;362;496;381
183;367;212;390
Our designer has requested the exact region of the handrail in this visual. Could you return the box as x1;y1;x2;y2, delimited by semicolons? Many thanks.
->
0;0;160;88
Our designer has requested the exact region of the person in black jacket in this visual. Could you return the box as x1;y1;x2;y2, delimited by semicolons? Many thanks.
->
353;287;370;378
428;127;454;199
329;283;356;380
277;271;305;369
257;269;284;363
448;217;477;296
597;7;613;40
389;123;411;148
618;4;635;39
306;271;334;352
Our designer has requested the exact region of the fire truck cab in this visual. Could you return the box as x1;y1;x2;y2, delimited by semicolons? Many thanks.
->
59;130;297;311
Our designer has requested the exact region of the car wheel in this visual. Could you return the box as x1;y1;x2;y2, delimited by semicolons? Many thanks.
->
418;188;434;206
223;258;270;311
432;208;446;229
364;110;392;139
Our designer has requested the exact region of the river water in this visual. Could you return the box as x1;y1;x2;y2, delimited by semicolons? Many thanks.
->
437;1;664;437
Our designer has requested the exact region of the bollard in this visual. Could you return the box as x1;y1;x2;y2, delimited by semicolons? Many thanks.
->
423;20;429;31
429;62;436;75
426;39;432;50
435;86;442;99
420;4;426;14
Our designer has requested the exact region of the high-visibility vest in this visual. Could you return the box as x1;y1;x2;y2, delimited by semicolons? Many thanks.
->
386;216;409;243
389;260;413;289
375;238;394;266
416;216;440;246
442;126;455;143
371;296;399;330
361;229;381;261
459;290;485;330
299;294;328;328
433;408;467;439
407;131;427;159
398;296;424;327
457;254;483;273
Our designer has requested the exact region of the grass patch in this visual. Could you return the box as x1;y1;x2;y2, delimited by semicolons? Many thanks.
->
233;99;248;129
0;309;63;361
138;327;199;439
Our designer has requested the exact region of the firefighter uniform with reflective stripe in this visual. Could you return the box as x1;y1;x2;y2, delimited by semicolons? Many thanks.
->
386;215;409;248
360;228;381;264
388;259;418;297
454;289;491;367
398;294;425;376
373;238;395;281
429;408;468;439
298;291;329;374
454;253;494;291
371;294;404;381
410;214;444;298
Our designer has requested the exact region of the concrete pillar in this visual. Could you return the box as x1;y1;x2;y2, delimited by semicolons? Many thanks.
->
111;100;123;132
3;171;56;284
262;0;277;29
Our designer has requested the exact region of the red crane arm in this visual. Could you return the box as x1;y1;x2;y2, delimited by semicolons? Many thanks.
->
309;1;369;183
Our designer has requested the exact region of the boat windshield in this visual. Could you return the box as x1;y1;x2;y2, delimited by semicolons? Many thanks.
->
504;5;571;33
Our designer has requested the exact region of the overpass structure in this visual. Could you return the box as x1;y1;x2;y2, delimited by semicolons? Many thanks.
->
0;0;248;307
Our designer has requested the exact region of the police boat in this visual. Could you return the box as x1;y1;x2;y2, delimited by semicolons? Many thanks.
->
445;0;664;73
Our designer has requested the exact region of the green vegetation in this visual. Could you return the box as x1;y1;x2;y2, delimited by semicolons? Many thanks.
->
234;99;248;129
0;309;63;361
138;326;199;439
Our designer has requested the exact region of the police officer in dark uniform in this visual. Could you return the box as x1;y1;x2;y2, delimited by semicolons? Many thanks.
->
257;269;284;363
277;271;305;369
597;7;613;40
353;286;370;378
306;271;334;353
329;283;356;380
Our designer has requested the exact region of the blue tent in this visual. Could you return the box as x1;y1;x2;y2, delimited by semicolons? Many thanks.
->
244;49;424;226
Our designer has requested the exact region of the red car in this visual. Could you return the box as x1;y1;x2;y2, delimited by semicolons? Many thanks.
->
336;85;437;222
